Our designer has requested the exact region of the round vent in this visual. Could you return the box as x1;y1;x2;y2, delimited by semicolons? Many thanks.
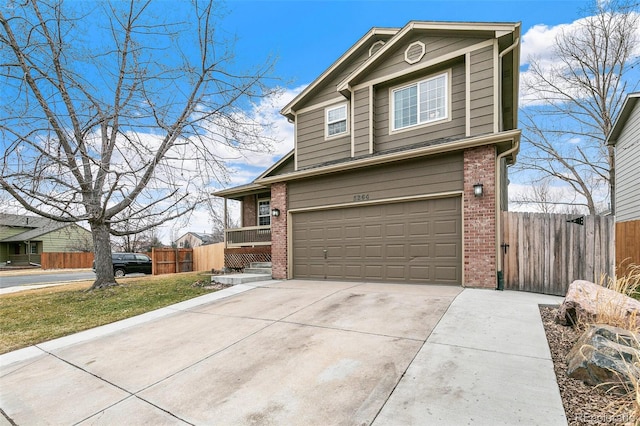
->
369;40;385;57
404;41;425;64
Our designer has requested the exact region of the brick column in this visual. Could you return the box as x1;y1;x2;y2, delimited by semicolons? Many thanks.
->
463;145;496;288
270;182;288;279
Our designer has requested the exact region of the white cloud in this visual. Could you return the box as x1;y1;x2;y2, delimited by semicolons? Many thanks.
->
519;12;640;107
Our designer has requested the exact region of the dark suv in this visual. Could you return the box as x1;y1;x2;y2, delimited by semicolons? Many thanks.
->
92;253;153;277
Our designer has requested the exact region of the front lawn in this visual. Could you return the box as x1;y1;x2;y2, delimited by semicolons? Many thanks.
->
0;272;218;354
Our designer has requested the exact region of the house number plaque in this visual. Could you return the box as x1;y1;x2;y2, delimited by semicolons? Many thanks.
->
353;194;370;202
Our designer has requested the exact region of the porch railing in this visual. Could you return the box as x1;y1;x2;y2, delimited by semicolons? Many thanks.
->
7;254;42;266
225;225;271;248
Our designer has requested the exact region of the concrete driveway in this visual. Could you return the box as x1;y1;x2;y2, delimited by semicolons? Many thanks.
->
0;280;567;425
0;280;460;425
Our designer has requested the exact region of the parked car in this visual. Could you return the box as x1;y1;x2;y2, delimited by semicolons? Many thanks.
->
92;253;152;277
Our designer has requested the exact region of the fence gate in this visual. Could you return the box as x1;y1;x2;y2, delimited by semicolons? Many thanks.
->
501;212;615;296
151;248;193;275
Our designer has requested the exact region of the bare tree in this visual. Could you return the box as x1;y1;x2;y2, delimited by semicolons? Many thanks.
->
0;0;277;289
511;176;589;214
518;0;640;214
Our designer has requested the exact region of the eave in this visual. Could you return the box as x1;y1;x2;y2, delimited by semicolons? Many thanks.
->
211;183;269;200
256;130;521;185
607;92;640;146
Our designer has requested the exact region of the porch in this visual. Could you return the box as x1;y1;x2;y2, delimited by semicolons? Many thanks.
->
214;184;274;271
223;226;272;270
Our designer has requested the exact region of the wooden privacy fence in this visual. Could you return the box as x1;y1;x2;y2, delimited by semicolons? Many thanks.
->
616;220;640;274
151;248;193;275
193;242;225;271
502;212;615;296
41;252;94;269
151;244;224;274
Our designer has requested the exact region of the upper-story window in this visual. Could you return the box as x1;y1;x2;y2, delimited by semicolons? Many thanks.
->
258;199;271;226
391;72;448;131
325;104;348;138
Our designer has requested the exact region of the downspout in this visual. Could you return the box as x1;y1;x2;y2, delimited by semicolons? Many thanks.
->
495;136;520;290
495;36;520;290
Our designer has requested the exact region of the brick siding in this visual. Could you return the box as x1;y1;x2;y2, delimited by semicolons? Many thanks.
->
463;145;497;288
270;182;288;279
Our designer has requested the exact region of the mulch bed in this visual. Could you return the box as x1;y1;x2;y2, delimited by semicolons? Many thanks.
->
540;306;638;425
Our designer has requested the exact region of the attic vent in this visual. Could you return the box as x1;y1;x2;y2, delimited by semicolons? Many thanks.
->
404;41;425;64
369;40;385;57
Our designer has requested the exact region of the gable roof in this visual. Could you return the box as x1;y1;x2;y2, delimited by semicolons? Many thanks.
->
281;20;520;120
0;213;81;242
337;21;520;93
607;92;640;146
280;26;399;119
177;232;215;244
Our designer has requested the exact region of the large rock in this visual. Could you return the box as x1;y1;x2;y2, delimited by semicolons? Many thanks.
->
555;280;640;328
566;324;640;393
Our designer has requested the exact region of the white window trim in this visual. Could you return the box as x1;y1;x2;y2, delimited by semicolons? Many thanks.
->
389;69;452;134
257;198;271;226
324;103;349;140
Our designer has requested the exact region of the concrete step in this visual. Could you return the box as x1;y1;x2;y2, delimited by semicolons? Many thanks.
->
244;267;272;274
250;262;272;268
212;273;272;285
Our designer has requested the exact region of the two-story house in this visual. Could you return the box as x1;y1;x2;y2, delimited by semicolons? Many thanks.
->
214;21;521;288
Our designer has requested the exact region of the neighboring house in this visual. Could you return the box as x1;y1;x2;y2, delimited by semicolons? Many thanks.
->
606;92;640;269
214;21;521;288
0;213;92;265
175;232;217;248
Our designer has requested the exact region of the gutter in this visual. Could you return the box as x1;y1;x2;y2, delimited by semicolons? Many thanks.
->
495;134;520;289
257;130;521;185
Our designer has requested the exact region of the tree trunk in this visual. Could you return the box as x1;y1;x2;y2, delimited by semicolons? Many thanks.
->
90;221;117;290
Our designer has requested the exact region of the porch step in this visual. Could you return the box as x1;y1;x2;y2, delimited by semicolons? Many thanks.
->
249;262;272;268
212;273;273;285
244;261;271;275
244;267;272;274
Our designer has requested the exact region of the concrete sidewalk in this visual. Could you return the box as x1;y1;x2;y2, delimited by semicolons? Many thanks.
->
0;281;566;425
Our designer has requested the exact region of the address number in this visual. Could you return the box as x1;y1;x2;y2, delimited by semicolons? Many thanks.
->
353;193;370;202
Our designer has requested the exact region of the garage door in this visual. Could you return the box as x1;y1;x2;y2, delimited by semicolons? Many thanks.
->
292;197;461;284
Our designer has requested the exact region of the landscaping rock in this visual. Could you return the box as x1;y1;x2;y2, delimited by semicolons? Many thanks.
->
566;324;640;393
555;280;640;328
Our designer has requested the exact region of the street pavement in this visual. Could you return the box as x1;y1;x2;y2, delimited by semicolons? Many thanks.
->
0;270;96;289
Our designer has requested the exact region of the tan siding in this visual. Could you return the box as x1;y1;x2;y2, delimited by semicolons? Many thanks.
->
361;34;488;84
288;153;463;210
297;108;351;169
373;61;466;152
40;225;92;252
353;88;369;156
0;226;27;240
470;45;494;135
268;155;295;176
616;101;640;222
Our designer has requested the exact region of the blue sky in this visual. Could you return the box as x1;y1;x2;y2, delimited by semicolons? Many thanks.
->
222;0;587;86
